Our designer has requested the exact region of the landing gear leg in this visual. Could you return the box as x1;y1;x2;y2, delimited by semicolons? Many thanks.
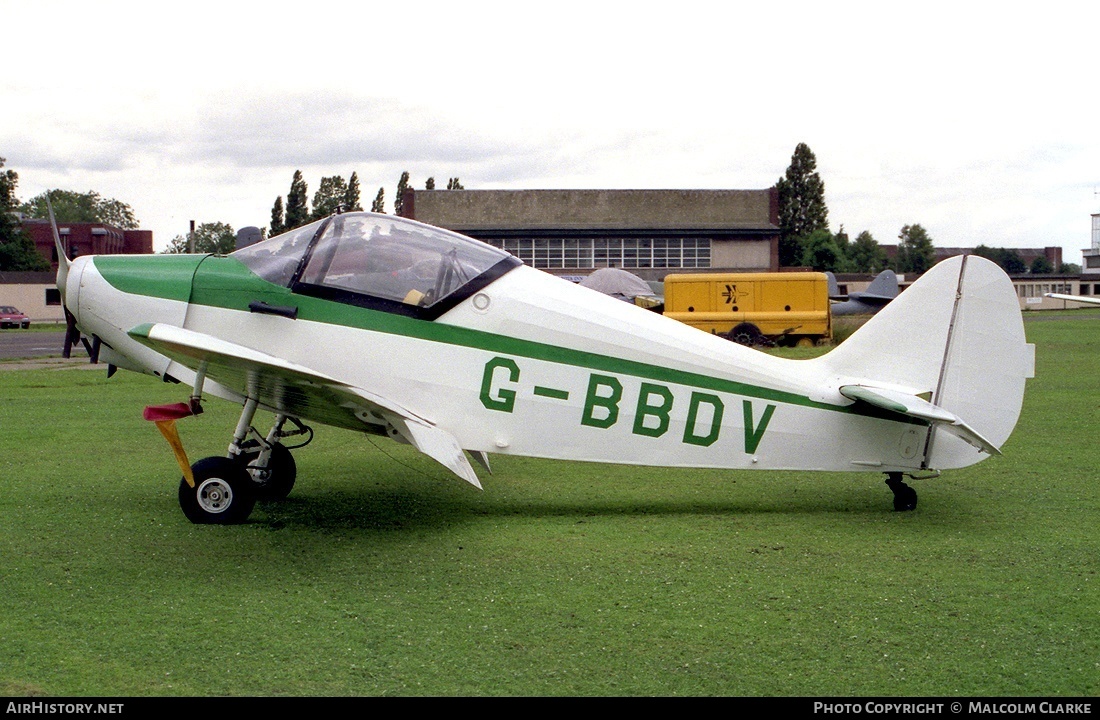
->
885;472;918;512
237;414;298;501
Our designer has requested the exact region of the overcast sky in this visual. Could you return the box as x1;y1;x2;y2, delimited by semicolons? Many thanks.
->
3;0;1098;260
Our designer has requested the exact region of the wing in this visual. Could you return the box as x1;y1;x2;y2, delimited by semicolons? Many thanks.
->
1046;293;1100;306
127;322;482;488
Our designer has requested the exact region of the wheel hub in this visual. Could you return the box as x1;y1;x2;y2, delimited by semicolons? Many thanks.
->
196;478;233;514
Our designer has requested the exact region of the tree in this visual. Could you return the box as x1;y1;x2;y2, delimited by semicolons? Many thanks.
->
799;228;845;272
974;244;1028;274
894;224;935;274
447;177;464;190
847;231;887;273
1059;262;1081;274
1029;255;1054;274
371;187;385;213
284;170;310;230
163;221;237;254
425;177;436;190
0;157;48;271
999;248;1026;274
21;189;139;229
269;196;285;237
776;143;829;267
311;175;350;220
345;172;362;211
394;171;410;216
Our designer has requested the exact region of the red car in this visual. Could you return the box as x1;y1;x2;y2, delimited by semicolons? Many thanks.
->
0;305;31;329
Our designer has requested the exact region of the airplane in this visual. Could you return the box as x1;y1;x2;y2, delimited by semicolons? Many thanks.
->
825;269;899;316
50;203;1035;523
1045;293;1100;306
577;267;664;309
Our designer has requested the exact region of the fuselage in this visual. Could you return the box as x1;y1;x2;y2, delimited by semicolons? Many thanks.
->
63;234;940;475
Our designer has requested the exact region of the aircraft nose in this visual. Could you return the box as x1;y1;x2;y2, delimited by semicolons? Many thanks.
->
64;256;89;327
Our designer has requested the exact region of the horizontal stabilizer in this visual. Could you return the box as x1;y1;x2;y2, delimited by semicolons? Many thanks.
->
839;384;1001;456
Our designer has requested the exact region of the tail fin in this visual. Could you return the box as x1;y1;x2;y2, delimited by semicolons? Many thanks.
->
860;269;898;301
813;255;1034;469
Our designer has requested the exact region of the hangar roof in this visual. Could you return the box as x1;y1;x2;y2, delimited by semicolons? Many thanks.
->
406;188;778;233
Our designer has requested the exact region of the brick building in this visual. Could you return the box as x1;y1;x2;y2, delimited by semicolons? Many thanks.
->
21;218;153;271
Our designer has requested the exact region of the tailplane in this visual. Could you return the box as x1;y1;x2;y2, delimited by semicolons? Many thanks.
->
812;255;1034;469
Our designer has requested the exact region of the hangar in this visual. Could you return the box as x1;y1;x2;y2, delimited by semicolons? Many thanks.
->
400;188;781;280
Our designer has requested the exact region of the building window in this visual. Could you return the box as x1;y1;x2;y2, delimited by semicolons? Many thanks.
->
45;288;61;306
484;237;711;269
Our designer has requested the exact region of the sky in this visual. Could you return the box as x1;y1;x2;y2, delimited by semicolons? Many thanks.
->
3;0;1098;261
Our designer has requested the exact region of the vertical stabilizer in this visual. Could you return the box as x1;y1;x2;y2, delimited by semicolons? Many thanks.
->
861;269;898;300
813;256;1034;469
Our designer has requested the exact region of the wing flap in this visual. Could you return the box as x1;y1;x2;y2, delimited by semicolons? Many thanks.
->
128;323;482;488
839;384;1001;456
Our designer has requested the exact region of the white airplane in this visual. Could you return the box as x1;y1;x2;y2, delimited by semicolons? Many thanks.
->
51;205;1035;523
1045;293;1100;306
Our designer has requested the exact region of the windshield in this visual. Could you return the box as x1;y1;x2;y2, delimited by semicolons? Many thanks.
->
232;212;518;314
231;219;324;286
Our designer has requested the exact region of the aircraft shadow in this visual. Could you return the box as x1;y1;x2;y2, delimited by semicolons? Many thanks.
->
246;483;913;532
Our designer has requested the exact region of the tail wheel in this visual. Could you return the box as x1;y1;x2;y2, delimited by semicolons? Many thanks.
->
727;323;762;346
237;442;297;501
179;457;256;524
885;473;918;512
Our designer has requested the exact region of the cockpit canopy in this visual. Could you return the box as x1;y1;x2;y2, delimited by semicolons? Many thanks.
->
232;213;520;318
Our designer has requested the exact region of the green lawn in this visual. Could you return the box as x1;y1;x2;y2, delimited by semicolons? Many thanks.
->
0;315;1096;696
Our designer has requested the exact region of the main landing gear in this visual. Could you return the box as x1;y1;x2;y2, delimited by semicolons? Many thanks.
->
178;398;312;524
884;472;918;512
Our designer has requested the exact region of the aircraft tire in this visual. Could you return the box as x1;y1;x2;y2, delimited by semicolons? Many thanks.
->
238;443;297;501
885;476;918;512
179;456;256;524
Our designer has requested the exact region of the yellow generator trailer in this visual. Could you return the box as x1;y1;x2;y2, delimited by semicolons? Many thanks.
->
662;272;832;347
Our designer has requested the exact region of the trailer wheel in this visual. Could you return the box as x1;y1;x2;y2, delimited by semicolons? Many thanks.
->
728;323;762;346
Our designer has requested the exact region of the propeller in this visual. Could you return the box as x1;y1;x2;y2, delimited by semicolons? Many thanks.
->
62;307;79;359
50;193;99;364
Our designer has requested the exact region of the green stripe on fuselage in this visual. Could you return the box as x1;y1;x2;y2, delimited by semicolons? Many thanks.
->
94;255;205;302
95;254;924;423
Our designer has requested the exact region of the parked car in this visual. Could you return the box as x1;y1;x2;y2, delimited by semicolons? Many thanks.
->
0;306;31;329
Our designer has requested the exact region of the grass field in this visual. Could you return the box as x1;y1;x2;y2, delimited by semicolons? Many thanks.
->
0;313;1097;697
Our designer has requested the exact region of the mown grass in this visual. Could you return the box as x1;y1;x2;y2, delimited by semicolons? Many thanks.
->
0;315;1097;697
